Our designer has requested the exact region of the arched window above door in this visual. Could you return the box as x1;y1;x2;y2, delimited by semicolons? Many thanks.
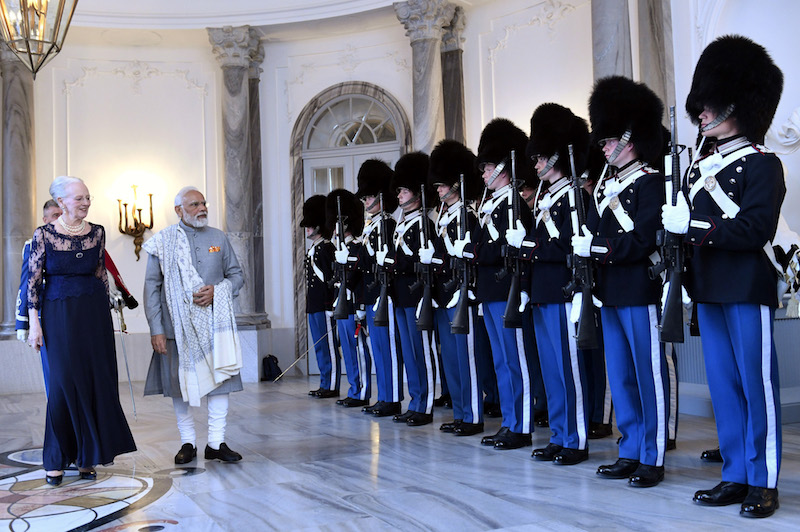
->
305;95;399;150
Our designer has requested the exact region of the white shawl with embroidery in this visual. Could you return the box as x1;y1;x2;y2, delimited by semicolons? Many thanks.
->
143;225;242;406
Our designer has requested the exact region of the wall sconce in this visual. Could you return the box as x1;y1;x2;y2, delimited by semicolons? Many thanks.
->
118;185;154;260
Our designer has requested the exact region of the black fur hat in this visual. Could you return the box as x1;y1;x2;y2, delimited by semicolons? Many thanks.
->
476;118;528;169
588;76;665;165
300;195;332;239
526;103;590;178
355;158;398;212
325;189;364;238
685;35;783;144
392;152;435;205
584;144;607;186
428;140;483;202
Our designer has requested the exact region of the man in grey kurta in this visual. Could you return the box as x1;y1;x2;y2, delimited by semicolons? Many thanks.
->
144;186;245;464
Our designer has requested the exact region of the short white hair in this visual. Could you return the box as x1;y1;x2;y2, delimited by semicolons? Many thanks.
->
174;186;201;207
50;176;85;201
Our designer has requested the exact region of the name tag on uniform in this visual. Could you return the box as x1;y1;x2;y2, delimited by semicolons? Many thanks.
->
208;246;221;253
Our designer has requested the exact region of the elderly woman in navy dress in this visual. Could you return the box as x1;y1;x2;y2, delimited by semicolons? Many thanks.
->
27;175;136;486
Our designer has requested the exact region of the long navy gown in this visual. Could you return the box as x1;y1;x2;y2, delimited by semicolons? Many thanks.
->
28;223;136;470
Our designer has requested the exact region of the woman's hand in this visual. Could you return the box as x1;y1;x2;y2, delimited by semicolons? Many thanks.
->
28;318;43;352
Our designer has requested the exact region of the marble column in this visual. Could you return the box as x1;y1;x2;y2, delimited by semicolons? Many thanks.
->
249;39;266;316
0;49;36;338
208;26;267;327
394;0;456;154
637;0;675;113
591;0;633;81
441;5;466;145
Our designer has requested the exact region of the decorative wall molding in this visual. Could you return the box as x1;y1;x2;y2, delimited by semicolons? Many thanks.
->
768;107;800;155
487;0;583;63
692;0;727;57
62;60;208;96
394;0;456;43
287;45;411;91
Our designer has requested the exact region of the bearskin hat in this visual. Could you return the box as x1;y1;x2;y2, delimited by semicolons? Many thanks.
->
476;118;528;169
355;158;398;212
300;195;332;239
526;103;591;178
428;140;484;202
325;189;364;238
583;144;607;187
685;35;783;144
588;76;665;166
392;152;435;206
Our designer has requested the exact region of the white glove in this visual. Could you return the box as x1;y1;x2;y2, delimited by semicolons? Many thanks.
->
518;291;530;312
569;292;603;324
444;236;456;257
356;309;366;321
446;289;476;309
453;231;471;259
505;220;526;249
372;296;392;312
335;243;350;265
571;225;593;258
376;245;388;266
16;329;27;342
662;194;690;234
661;281;692;312
419;243;435;265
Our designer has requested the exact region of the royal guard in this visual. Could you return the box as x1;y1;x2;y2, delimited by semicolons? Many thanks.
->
328;189;372;408
575;76;669;487
665;35;785;517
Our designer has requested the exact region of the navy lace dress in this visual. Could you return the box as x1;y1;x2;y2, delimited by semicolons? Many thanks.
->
28;223;136;470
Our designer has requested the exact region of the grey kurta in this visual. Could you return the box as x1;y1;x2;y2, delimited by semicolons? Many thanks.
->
143;220;245;398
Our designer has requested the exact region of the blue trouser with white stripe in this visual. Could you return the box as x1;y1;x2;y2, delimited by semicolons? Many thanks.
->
437;307;483;424
337;315;372;401
521;309;547;416
532;302;588;450
367;304;404;403
581;310;613;425
482;300;534;434
698;303;781;489
601;304;668;467
308;311;340;391
395;306;436;414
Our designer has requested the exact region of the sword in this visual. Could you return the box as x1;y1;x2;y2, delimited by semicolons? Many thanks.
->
273;330;331;382
113;296;137;420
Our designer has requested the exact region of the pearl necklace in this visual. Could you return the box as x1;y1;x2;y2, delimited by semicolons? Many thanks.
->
58;215;86;235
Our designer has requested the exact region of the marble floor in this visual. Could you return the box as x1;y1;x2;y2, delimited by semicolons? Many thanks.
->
1;378;798;531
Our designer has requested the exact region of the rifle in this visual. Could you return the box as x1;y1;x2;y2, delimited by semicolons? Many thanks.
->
332;195;350;320
563;144;599;350
501;150;523;328
450;174;471;334
372;193;392;326
649;106;685;343
412;183;435;331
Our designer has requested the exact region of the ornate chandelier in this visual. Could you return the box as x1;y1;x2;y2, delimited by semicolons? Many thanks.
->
0;0;78;77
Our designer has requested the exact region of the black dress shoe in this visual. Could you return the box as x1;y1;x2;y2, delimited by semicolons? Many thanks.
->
342;397;369;408
532;442;563;461
393;410;414;423
440;420;462;433
336;398;346;405
740;487;779;518
493;430;532;450
45;473;63;486
433;394;452;408
372;401;402;417
204;442;242;462
316;389;339;399
407;412;433;426
628;464;664;488
554;448;589;466
482;427;508;446
700;447;723;463
309;388;322;396
667;439;676;451
79;469;97;480
588;422;613;439
175;443;197;464
534;410;549;427
693;481;748;506
363;401;382;413
597;458;640;479
484;402;502;418
454;422;484;436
